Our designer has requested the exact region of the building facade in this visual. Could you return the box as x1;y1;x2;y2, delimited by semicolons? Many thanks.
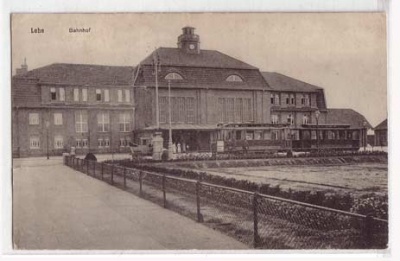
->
374;119;388;147
12;63;135;157
12;26;371;156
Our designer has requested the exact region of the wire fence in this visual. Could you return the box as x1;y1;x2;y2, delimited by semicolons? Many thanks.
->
64;156;388;249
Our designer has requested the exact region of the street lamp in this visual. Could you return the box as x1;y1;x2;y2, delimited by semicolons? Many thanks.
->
167;79;174;160
363;121;367;152
45;120;50;159
315;110;320;152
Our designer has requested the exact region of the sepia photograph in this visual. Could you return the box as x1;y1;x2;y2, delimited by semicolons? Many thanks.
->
10;12;388;251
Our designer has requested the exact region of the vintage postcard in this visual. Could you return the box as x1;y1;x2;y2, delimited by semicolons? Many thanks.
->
11;13;387;251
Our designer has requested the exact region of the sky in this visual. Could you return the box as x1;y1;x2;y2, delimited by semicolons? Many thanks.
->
11;13;387;126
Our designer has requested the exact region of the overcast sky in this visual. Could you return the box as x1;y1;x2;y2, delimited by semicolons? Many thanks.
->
11;13;386;126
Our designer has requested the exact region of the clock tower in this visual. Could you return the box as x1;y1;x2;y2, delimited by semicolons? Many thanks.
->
177;26;200;54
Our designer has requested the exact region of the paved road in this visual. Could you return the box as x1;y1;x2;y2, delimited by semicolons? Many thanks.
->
12;158;247;250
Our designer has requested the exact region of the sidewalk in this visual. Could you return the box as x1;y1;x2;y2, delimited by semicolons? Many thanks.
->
12;158;247;250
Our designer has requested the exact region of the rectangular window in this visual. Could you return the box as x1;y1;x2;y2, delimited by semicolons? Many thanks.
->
302;114;309;125
125;89;130;102
54;135;64;149
30;136;40;149
270;94;274;104
98;138;110;148
82;88;88;102
186;97;195;123
54;113;63;125
226;98;235;123
246;131;254;140
74;88;79;101
301;96;305;105
50;87;57;101
119;113;131;132
218;98;225;122
97;112;110;132
271;130;279;141
178;97;185;123
59;88;65;101
118;90;123;102
271;114;279;124
290;94;295;105
305;94;310;106
104;89;110;102
76;139;82;148
29;113;39;125
243;98;252;122
82;139;88;148
75;111;88;133
275;94;280;105
96;89;102;101
287;114;294;125
120;137;131;147
235;98;243;122
254;131;262;140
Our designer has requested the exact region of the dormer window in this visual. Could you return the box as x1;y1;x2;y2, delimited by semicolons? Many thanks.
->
226;75;243;82
165;72;183;80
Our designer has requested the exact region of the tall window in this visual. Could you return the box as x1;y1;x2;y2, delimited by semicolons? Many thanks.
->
30;136;40;149
98;138;110;148
75;111;88;133
104;89;110;102
271;114;279;124
117;90;123;102
82;88;88;102
120;137;131;147
74;88;79;101
218;98;225;122
97;113;110;132
96;89;102;101
226;98;235;122
29;113;39;125
125;90;130;102
54;113;63;125
119;113;131;132
235;98;243;122
76;139;88;148
304;94;310;106
290;94;295;105
287;114;294;125
50;87;57;101
270;94;274;104
275;94;280;105
186;97;195;123
177;97;185;122
243;98;252;122
59;88;65;101
54;135;64;149
302;114;309;124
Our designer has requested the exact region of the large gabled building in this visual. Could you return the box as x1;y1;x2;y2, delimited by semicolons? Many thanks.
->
12;26;369;157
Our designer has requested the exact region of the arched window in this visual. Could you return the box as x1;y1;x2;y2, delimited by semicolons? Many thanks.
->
165;72;183;80
226;75;243;82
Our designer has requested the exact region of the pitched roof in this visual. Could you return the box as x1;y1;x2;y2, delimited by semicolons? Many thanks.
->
261;72;323;92
325;109;372;129
140;47;257;70
14;63;135;86
374;119;387;130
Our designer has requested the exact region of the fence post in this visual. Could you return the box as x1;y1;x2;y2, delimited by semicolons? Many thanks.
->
124;167;127;188
196;181;203;223
363;215;373;248
162;174;167;208
111;164;114;185
253;192;260;248
139;171;143;197
101;163;104;180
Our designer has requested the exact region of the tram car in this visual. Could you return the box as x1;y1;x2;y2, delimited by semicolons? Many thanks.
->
211;123;363;154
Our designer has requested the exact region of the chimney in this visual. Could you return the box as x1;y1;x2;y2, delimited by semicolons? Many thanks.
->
16;58;28;75
177;26;200;54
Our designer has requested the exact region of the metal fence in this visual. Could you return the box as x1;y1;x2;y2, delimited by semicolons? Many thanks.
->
64;156;388;249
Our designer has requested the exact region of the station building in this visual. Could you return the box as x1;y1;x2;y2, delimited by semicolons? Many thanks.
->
11;26;371;157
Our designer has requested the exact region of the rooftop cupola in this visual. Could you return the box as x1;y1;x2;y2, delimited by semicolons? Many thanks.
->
177;26;200;54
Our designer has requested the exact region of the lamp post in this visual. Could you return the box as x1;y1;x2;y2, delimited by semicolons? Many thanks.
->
363;121;367;152
315;110;320;153
167;80;174;160
45;120;50;159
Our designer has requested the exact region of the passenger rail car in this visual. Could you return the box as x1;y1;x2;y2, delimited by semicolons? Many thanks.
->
211;123;363;154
